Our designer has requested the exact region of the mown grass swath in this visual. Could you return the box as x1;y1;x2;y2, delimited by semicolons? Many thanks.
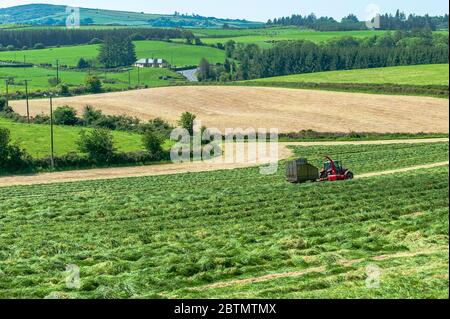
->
0;142;448;298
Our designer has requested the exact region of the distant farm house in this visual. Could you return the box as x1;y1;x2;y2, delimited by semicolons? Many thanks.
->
134;58;169;68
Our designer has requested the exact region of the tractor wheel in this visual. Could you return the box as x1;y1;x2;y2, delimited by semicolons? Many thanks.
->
345;171;354;180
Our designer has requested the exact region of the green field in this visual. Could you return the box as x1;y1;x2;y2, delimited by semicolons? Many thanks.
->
0;117;144;157
187;28;390;47
0;142;447;298
253;64;450;86
0;66;185;95
0;40;226;68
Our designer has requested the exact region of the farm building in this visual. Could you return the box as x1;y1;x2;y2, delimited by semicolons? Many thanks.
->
134;58;169;68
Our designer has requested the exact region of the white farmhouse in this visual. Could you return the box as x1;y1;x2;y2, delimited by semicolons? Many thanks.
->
134;58;169;68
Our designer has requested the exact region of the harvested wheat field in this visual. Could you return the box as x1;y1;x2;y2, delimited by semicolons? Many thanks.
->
11;86;449;133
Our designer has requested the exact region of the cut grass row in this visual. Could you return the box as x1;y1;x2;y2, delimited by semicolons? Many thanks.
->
0;142;447;298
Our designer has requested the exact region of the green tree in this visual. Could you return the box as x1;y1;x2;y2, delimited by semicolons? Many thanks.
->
77;58;90;69
82;105;103;126
98;36;136;68
142;130;164;154
77;129;116;162
85;76;102;93
178;112;196;136
53;106;79;126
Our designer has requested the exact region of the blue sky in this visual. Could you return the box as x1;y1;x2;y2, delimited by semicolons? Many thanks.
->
1;0;449;21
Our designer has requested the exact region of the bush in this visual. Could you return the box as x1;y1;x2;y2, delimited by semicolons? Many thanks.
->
77;58;90;69
48;77;61;86
82;105;103;126
53;106;79;126
142;130;164;154
77;128;116;163
0;127;32;173
59;83;70;96
85;76;102;93
6;45;15;51
0;98;13;113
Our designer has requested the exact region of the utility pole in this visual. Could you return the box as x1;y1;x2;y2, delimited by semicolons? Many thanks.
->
4;79;9;110
49;95;55;168
128;70;131;87
137;67;140;86
25;80;30;124
56;59;59;84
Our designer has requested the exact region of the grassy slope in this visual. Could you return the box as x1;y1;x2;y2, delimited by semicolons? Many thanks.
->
0;117;144;157
0;142;447;298
0;66;185;94
253;64;449;86
0;41;226;68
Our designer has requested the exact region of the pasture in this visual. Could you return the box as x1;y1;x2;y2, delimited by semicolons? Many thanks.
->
0;40;226;68
11;86;449;133
0;141;447;298
0;117;144;157
253;64;450;86
0;66;185;95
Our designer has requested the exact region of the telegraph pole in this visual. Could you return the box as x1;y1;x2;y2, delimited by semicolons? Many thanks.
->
128;70;131;87
137;67;140;86
4;79;9;110
49;95;55;168
56;59;59;84
25;80;30;124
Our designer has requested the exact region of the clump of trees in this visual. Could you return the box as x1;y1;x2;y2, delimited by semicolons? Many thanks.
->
98;36;137;68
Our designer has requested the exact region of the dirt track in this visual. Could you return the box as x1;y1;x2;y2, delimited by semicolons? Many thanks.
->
0;138;447;187
11;86;449;133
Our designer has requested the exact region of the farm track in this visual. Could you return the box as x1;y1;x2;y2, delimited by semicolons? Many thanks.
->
191;247;449;291
11;86;449;133
0;138;448;187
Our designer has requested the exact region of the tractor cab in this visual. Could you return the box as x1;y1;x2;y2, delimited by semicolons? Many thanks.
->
323;160;343;173
320;156;354;181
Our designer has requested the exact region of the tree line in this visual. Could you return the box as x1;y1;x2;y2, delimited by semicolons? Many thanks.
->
0;27;192;49
267;10;449;31
199;30;448;81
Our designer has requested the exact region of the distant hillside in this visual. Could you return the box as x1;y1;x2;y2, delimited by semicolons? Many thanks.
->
0;3;263;28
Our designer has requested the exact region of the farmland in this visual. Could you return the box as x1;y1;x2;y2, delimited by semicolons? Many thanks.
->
184;28;390;47
253;64;450;86
0;40;226;68
0;117;144;157
11;86;449;133
0;66;185;95
0;141;447;298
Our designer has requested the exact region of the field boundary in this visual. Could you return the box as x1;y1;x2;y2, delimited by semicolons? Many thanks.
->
0;138;448;187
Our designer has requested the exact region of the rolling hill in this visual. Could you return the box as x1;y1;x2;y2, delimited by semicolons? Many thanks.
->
0;3;263;28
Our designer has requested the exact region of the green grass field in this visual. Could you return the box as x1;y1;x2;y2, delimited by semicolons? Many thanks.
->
0;117;144;157
0;66;185;94
186;28;390;47
253;64;449;86
0;142;447;298
0;40;226;68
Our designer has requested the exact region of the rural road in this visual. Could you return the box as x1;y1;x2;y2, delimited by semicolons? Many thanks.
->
177;68;199;82
0;138;448;187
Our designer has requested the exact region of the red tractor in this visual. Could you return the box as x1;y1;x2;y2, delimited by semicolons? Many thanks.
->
319;156;354;182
